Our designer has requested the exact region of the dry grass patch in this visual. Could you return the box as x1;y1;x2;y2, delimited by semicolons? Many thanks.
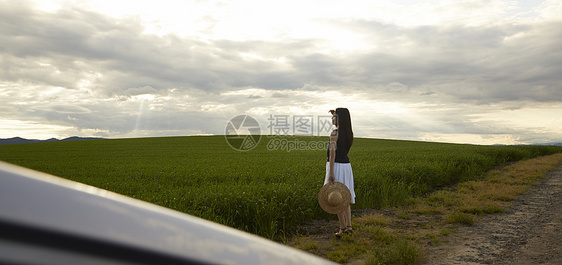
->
366;238;422;265
459;201;504;215
477;182;528;201
397;212;413;219
446;212;476;225
409;203;445;215
356;213;392;227
426;190;461;207
327;235;372;263
291;235;320;251
488;153;562;185
361;225;395;243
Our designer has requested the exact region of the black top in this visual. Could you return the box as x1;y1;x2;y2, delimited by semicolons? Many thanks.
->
327;129;350;163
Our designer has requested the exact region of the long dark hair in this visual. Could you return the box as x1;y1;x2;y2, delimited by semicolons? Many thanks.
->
336;108;353;147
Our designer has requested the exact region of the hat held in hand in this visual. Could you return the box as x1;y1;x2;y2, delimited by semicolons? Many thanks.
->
318;182;351;214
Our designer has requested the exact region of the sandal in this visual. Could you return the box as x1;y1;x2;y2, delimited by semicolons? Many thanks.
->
335;227;346;238
344;225;353;234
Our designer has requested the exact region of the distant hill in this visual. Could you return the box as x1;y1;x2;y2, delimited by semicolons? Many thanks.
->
534;142;562;146
0;136;104;145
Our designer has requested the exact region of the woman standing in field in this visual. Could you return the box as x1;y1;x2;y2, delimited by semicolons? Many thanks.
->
326;108;355;237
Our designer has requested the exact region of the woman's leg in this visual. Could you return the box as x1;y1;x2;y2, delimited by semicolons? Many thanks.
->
344;205;352;231
334;211;346;237
337;211;346;230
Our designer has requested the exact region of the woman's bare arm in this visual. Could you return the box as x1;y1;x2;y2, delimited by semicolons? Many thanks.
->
329;130;337;183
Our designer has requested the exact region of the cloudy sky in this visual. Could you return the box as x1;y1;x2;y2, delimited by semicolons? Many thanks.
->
1;0;561;145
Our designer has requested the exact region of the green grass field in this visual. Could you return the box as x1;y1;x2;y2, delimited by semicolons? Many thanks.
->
1;136;561;239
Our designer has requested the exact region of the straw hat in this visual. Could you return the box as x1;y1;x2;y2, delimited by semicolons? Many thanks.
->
318;182;351;214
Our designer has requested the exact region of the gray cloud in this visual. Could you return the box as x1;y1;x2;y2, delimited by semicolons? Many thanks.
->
0;1;560;144
4;2;560;101
347;20;562;103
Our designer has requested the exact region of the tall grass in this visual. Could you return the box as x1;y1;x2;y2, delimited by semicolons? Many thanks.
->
1;136;560;239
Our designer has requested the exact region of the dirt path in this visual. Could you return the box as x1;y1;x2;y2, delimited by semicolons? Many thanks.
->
424;165;562;265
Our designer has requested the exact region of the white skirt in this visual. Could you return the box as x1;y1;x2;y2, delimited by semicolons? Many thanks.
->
324;162;356;204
